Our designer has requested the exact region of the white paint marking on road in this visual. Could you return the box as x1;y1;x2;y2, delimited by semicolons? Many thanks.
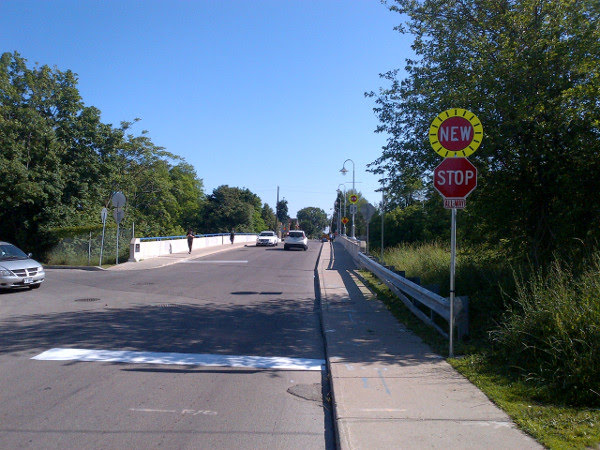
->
130;408;218;416
129;408;177;413
181;260;248;264
32;348;325;371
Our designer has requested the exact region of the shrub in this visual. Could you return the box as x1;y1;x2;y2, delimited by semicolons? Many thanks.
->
490;256;600;406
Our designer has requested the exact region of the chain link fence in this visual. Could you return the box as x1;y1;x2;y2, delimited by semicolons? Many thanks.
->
45;226;134;266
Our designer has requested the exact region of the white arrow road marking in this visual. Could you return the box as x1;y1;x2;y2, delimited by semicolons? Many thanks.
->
32;348;325;371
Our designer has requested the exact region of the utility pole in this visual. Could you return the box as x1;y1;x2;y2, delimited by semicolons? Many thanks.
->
276;185;280;237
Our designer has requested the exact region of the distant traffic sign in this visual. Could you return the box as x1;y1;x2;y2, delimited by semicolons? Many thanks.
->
341;217;349;225
349;194;358;204
349;204;357;214
113;208;125;224
360;203;376;221
429;109;482;158
433;158;477;202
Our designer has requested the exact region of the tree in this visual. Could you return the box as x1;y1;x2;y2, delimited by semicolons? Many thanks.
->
260;203;276;230
297;207;328;238
200;185;265;233
0;52;206;253
276;199;289;223
368;0;600;264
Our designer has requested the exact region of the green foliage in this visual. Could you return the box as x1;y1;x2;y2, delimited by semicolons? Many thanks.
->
297;206;328;238
0;52;206;256
451;355;600;449
490;256;600;406
369;197;449;248
276;199;289;223
260;203;276;231
200;185;265;233
368;0;600;265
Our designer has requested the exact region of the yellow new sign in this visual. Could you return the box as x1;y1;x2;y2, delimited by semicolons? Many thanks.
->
429;109;482;157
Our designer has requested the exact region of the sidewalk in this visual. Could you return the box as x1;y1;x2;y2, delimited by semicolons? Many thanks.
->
318;241;541;450
109;242;250;271
46;242;251;272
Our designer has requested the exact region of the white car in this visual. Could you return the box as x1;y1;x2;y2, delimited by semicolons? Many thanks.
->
284;230;308;251
0;241;45;290
256;231;278;247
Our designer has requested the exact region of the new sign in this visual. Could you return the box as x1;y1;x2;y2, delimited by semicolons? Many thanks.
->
429;109;482;158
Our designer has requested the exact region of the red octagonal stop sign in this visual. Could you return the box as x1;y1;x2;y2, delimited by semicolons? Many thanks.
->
433;157;477;199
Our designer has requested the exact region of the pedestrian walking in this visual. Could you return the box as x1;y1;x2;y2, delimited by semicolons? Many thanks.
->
230;229;235;244
186;228;194;253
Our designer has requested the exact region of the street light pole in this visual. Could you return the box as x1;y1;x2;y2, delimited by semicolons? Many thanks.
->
337;183;347;235
340;159;355;239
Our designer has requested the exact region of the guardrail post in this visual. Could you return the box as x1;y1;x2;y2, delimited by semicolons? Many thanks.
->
455;296;469;340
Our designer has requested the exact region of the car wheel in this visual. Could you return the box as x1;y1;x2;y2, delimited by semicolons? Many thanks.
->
284;245;289;251
303;245;308;251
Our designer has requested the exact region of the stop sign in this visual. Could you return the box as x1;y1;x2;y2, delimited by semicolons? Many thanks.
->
433;158;477;199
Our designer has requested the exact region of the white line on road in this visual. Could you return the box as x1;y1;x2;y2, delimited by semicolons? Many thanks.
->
129;408;177;413
129;408;218;416
32;348;325;371
181;260;248;264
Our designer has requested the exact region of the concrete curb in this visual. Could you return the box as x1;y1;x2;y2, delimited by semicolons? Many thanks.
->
45;265;106;271
314;241;343;450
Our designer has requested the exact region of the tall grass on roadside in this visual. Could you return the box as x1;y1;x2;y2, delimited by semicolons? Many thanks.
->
382;241;449;284
382;241;514;344
490;255;600;406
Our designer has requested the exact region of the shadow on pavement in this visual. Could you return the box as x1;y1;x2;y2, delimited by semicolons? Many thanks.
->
0;298;324;360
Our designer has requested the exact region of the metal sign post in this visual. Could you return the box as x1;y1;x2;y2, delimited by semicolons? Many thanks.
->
111;192;126;265
449;207;457;357
360;202;376;255
381;189;385;262
99;207;108;266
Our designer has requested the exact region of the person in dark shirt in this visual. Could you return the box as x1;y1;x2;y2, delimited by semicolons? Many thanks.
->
186;229;194;254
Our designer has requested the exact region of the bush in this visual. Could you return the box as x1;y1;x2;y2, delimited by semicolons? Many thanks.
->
490;256;600;406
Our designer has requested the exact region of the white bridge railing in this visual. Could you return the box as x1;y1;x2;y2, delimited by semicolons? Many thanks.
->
129;233;258;262
338;236;468;339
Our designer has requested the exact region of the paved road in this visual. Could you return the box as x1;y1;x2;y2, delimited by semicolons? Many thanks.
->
0;242;334;449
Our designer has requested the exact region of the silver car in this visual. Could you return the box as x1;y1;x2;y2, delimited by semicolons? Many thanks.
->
0;241;45;290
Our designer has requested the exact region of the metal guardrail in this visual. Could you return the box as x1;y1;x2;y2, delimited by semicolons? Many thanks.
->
356;250;468;340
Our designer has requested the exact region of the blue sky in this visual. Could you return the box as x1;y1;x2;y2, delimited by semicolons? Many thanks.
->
2;0;411;218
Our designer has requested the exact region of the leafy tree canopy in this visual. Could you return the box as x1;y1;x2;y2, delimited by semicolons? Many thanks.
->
0;52;205;253
297;206;329;238
368;0;600;264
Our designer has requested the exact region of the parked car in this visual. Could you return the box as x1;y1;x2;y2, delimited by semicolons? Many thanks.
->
256;231;279;247
284;230;308;251
0;241;45;290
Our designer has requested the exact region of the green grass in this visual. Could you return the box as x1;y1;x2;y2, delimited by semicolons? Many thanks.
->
451;355;600;449
359;270;600;449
